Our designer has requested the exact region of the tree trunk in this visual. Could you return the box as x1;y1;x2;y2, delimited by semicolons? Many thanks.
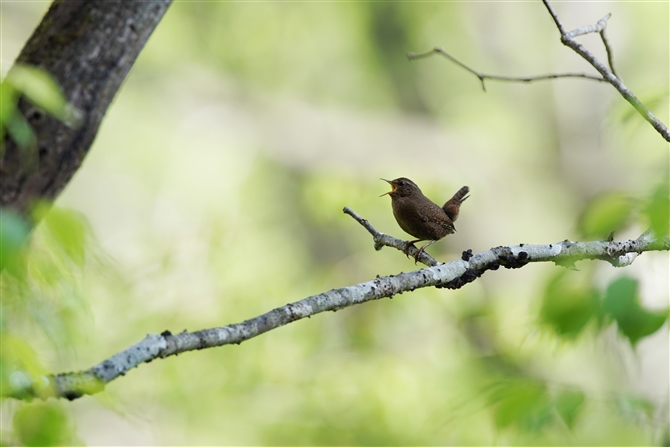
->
1;0;172;216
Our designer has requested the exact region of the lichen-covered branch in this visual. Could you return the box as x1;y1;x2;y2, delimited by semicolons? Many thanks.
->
6;208;668;401
343;207;669;269
1;0;173;217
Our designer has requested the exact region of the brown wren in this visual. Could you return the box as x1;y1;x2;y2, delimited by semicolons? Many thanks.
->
380;177;469;261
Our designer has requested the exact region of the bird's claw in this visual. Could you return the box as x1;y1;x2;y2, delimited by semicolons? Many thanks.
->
412;247;426;264
402;241;417;257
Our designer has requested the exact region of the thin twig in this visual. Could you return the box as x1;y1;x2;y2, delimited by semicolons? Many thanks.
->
407;47;606;92
565;11;620;79
543;0;567;34
409;2;669;142
343;206;439;266
600;28;619;80
566;13;611;38
6;208;669;401
541;0;669;141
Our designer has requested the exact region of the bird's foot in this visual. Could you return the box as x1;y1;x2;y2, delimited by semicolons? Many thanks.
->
412;246;427;264
402;241;417;257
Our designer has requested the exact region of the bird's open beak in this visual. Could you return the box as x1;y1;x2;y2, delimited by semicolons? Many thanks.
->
380;178;396;197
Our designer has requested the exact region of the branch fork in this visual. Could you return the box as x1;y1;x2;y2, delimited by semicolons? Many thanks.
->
408;0;669;141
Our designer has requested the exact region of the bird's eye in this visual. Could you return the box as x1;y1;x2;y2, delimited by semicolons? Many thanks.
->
399;181;405;186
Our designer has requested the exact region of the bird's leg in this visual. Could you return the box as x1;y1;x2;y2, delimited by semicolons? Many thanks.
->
402;239;422;257
413;240;437;263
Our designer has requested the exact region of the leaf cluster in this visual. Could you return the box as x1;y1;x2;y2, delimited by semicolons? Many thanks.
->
1;205;96;444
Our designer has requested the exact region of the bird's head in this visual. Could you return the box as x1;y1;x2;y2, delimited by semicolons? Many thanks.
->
380;177;421;198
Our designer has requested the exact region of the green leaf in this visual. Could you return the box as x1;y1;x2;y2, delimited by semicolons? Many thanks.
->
2;65;81;152
40;207;90;266
643;178;669;238
554;390;585;429
540;270;601;338
13;402;79;446
0;208;31;275
603;277;668;345
5;65;77;124
615;395;655;420
489;379;552;431
603;277;637;316
1;335;47;379
5;111;37;149
0;334;54;399
2;75;37;151
578;192;635;239
0;80;18;127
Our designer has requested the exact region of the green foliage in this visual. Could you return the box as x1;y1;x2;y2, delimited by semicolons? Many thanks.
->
615;394;655;420
4;1;667;444
540;270;601;338
12;402;81;446
554;390;585;429
487;380;587;433
1;205;96;438
489;379;552;431
643;177;669;238
603;277;668;346
1;81;36;149
0;208;31;275
1;64;78;151
4;66;73;122
540;271;667;346
33;203;90;266
578;192;635;240
577;182;669;242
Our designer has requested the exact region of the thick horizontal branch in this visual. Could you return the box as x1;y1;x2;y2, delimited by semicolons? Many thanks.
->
344;207;669;269
6;209;669;401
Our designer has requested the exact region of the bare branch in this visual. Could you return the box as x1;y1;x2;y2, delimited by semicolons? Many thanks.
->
343;206;439;266
600;28;619;79
566;13;611;38
407;47;607;92
566;12;620;78
7;209;669;401
541;0;669;141
409;2;669;142
542;0;567;35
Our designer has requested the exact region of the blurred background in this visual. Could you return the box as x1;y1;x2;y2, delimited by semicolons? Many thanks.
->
1;1;668;445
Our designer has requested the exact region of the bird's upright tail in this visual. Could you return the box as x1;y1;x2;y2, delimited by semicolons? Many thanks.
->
442;186;470;222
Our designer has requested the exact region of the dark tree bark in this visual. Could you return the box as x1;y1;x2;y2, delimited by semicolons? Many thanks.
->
1;0;173;217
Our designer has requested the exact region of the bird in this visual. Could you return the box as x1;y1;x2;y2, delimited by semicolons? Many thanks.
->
380;177;469;262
